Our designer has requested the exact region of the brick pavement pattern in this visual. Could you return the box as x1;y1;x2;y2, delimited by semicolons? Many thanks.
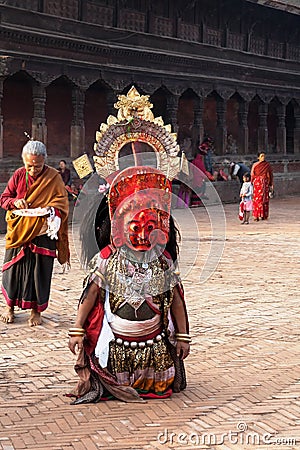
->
0;196;299;450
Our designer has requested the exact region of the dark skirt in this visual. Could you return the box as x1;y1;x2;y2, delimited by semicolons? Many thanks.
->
1;235;56;312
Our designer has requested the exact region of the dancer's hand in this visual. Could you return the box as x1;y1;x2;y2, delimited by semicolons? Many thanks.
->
176;341;190;360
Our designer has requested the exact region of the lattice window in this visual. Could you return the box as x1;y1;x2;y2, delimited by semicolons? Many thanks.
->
85;3;113;26
268;40;284;59
6;0;39;9
249;37;265;55
153;17;173;37
178;22;199;42
287;45;300;61
205;27;222;46
44;0;79;20
119;10;146;32
227;32;245;51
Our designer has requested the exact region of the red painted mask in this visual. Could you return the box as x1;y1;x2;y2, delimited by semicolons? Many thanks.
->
109;167;171;251
125;209;159;251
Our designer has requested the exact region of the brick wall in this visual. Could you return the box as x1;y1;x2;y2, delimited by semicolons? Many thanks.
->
46;83;73;156
2;78;33;157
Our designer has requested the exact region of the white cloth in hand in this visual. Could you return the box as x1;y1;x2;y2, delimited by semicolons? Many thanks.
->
46;207;61;240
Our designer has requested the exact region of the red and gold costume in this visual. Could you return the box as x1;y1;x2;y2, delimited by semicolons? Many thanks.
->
69;87;190;403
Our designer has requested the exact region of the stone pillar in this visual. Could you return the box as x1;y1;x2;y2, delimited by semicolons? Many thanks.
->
32;84;47;144
215;99;227;155
276;104;287;155
258;102;269;152
0;79;3;159
193;96;204;147
294;107;300;155
167;94;179;134
71;88;85;158
238;101;249;154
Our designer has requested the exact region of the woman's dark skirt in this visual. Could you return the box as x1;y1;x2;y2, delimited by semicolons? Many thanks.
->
1;235;56;312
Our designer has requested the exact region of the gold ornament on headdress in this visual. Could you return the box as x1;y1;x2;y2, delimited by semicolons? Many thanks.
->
91;86;186;181
72;154;93;179
114;87;154;122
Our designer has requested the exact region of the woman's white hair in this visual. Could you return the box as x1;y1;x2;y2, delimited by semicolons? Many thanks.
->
22;140;47;158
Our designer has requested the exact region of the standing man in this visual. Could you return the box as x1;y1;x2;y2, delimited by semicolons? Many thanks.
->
230;161;251;185
199;136;214;176
0;140;69;326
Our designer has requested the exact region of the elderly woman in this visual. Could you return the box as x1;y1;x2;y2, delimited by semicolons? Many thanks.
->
251;152;274;221
0;140;69;326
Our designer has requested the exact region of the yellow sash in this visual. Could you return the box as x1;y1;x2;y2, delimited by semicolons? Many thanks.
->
5;166;69;264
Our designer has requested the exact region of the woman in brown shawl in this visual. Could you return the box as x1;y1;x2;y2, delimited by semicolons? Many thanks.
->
0;140;69;326
251;152;274;221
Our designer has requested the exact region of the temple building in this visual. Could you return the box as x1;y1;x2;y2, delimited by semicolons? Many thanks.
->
0;0;299;196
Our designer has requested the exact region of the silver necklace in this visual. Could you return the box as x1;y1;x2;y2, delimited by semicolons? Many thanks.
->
117;249;153;315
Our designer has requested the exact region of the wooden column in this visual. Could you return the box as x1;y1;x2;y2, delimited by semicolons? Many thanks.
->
215;98;227;155
294;107;300;155
32;84;47;144
193;96;204;148
71;88;85;158
276;103;287;155
238;101;249;154
106;89;117;116
258;102;269;152
167;94;179;134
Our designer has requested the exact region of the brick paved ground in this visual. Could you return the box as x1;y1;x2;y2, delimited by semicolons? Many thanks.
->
0;196;300;450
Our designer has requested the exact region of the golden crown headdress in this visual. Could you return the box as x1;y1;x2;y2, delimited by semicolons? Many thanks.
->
93;86;187;181
72;86;188;181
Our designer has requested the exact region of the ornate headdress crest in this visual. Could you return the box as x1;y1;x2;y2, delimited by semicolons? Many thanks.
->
76;85;186;249
93;86;185;181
